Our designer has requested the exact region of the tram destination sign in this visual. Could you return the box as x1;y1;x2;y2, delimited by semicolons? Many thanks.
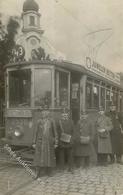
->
86;57;120;85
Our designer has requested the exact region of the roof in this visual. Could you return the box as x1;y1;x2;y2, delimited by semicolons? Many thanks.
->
23;0;39;12
5;60;123;90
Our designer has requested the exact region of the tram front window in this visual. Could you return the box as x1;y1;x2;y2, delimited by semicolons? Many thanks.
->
9;69;31;107
34;69;52;108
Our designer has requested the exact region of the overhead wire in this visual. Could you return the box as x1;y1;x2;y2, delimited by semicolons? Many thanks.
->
46;0;114;63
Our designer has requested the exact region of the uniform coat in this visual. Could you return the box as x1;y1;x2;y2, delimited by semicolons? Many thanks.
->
96;114;113;154
74;118;94;157
58;119;74;148
34;119;58;167
108;111;123;155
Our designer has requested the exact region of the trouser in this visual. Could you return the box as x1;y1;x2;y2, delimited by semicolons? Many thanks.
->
75;156;90;168
59;147;74;170
109;153;122;163
97;154;108;165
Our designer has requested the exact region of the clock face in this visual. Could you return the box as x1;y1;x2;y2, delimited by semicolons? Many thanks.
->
30;38;37;46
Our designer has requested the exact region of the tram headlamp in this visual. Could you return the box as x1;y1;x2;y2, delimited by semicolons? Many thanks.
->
14;126;24;138
14;130;21;137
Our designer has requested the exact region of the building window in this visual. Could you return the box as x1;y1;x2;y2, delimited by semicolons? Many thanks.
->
29;16;35;26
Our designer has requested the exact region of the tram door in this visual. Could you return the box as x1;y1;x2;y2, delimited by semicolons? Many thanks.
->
71;73;80;124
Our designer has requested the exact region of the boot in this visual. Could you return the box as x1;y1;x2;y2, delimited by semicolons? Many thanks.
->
34;166;40;179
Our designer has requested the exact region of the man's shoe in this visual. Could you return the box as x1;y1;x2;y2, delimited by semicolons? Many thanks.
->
68;168;74;174
117;161;123;165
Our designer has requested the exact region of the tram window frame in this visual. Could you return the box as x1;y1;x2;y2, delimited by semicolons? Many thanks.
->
93;85;99;108
100;87;105;109
86;82;93;109
34;68;52;108
86;79;100;109
8;68;31;108
119;91;122;111
105;86;111;111
55;69;70;108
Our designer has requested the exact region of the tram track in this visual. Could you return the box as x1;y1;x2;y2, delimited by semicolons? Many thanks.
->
0;164;13;171
4;178;34;195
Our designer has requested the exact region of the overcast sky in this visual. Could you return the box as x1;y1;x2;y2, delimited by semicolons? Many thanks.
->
0;0;123;72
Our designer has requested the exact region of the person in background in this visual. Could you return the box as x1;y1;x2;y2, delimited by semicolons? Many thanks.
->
108;103;123;164
96;107;113;166
33;109;58;178
57;108;74;172
74;111;94;168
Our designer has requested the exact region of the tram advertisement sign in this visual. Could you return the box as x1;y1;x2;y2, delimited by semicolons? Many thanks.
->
85;57;120;85
12;44;25;62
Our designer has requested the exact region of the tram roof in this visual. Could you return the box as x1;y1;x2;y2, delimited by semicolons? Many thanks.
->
5;60;123;90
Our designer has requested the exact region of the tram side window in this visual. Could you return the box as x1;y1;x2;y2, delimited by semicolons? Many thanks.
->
93;85;99;108
55;71;69;107
86;83;99;109
120;92;122;111
86;83;93;108
100;88;105;109
106;89;110;110
34;69;52;108
112;91;118;110
59;72;69;107
9;69;31;107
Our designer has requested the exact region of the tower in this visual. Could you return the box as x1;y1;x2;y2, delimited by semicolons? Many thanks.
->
22;0;43;34
14;0;65;62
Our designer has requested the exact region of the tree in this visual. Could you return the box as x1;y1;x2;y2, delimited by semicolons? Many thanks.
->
0;17;19;98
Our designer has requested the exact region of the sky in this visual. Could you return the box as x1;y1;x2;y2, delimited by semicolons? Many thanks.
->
0;0;123;72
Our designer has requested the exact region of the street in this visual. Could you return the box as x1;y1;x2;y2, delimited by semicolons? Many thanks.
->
0;163;123;195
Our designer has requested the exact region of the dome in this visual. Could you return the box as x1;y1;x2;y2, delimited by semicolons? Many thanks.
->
23;0;39;12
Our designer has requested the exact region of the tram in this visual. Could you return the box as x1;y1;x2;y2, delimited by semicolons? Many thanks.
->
3;57;123;159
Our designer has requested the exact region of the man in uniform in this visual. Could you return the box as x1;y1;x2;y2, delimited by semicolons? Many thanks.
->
96;107;113;166
33;109;58;178
108;103;123;164
74;111;94;168
57;108;74;172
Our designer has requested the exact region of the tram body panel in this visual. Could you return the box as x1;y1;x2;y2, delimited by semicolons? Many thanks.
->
4;61;123;148
5;108;62;146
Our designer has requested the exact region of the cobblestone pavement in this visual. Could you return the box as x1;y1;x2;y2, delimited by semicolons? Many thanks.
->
0;163;123;195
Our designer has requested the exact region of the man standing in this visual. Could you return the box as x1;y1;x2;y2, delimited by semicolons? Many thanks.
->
57;108;74;172
74;111;94;168
108;103;123;164
33;110;58;178
96;107;113;166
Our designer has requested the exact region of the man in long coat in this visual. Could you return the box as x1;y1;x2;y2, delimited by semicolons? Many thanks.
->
57;108;74;172
96;107;113;166
74;112;94;168
108;104;123;164
33;110;58;178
